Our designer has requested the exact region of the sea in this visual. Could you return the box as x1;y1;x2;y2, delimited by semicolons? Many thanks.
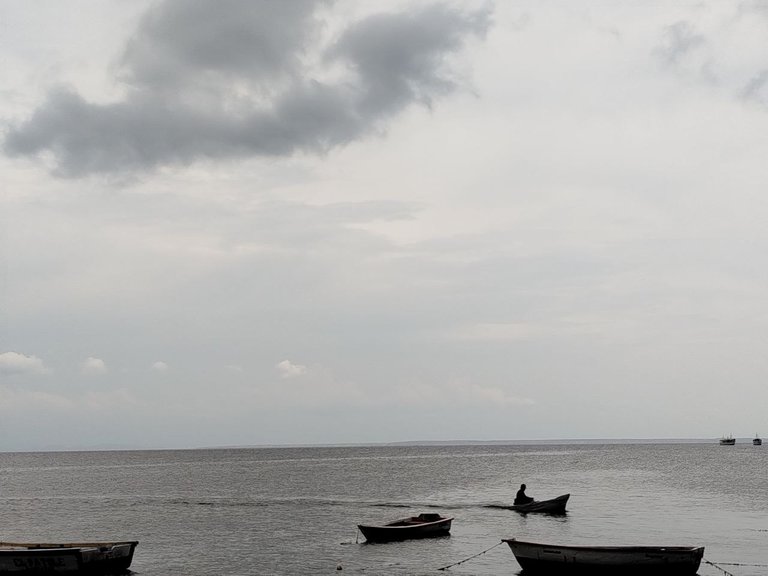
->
0;442;765;576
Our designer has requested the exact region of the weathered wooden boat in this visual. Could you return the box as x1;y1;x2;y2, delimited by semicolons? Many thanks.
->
357;513;452;542
503;538;704;575
509;493;569;514
719;435;735;445
0;541;138;574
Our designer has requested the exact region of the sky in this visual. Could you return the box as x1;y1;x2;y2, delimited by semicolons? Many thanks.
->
2;0;768;451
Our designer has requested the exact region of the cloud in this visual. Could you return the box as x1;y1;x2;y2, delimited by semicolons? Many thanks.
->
0;387;135;413
742;69;768;105
81;357;108;375
0;352;48;376
328;4;490;117
391;378;535;408
0;388;73;411
653;7;768;97
655;21;707;68
445;318;612;342
119;0;321;92
151;361;169;372
3;0;491;178
83;388;137;410
276;360;307;379
447;322;546;342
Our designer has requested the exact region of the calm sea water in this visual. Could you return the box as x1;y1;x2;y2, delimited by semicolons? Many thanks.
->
0;443;765;575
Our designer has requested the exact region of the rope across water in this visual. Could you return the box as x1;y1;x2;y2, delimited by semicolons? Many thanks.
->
436;546;768;574
705;559;736;576
705;558;768;575
437;541;505;571
435;547;768;573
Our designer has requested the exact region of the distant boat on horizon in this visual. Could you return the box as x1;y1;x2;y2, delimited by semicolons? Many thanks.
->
719;435;735;445
754;434;762;446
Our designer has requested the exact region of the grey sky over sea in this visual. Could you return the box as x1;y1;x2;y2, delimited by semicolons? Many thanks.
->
2;0;767;451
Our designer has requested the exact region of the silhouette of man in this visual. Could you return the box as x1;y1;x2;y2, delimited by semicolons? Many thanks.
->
514;483;534;505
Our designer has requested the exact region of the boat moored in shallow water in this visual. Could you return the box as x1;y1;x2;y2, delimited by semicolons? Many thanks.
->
502;538;704;575
357;513;452;542
0;541;138;574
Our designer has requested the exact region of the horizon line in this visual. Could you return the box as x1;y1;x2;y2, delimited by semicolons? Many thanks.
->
0;436;750;453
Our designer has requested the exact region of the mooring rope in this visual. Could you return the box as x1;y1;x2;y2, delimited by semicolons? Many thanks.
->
437;541;505;571
704;559;736;576
718;562;768;567
706;559;768;568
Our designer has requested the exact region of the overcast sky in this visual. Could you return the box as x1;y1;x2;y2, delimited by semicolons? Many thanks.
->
2;0;768;451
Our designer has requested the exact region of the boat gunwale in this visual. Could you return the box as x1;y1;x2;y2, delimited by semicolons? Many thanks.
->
0;541;137;551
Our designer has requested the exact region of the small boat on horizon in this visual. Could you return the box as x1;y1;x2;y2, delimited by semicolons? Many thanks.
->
502;538;704;575
0;541;138;575
754;434;762;446
357;513;452;543
719;435;735;445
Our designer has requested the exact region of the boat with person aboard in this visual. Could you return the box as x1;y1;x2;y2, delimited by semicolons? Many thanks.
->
357;513;452;543
0;541;138;575
719;435;735;445
507;493;570;514
502;538;704;575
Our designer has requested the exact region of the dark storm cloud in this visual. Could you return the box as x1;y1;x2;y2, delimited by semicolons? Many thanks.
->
4;0;491;178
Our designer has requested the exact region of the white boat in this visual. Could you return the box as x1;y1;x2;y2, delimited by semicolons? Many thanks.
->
0;541;137;574
503;538;704;575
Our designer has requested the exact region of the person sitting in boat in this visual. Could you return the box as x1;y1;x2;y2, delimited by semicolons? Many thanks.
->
514;483;534;505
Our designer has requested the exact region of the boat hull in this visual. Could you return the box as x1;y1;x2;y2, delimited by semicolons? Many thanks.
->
0;542;137;574
509;494;569;514
503;539;704;575
358;514;452;543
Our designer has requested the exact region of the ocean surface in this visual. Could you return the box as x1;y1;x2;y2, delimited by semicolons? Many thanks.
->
0;443;766;575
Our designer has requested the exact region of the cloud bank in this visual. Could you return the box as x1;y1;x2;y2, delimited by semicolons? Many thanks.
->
3;0;490;178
